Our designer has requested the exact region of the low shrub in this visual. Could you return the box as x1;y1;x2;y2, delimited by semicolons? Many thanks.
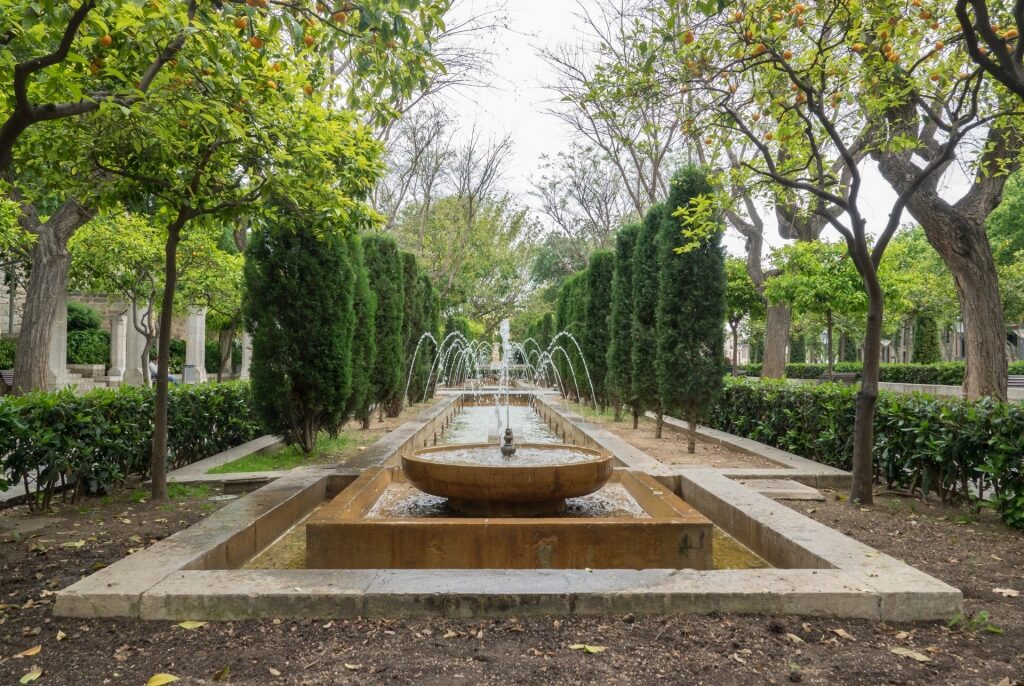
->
0;338;14;368
707;378;1024;528
67;301;102;331
740;361;1024;385
0;382;262;509
67;329;110;365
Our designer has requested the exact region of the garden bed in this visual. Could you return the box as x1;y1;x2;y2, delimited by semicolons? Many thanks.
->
1;488;1020;684
567;403;780;470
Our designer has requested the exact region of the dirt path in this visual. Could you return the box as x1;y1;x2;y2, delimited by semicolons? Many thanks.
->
1;484;1022;684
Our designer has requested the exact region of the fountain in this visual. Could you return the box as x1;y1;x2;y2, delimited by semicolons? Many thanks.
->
304;321;713;570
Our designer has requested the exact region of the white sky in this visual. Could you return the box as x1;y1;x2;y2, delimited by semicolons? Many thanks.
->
433;0;974;258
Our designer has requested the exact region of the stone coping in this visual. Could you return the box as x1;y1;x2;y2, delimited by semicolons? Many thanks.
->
55;391;961;622
167;435;285;485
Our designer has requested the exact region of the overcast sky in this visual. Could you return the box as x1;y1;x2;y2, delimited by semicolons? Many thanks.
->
432;0;974;258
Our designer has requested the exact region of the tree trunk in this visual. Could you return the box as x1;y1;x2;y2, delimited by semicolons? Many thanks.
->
950;252;1008;399
851;265;882;506
13;230;68;392
151;211;188;503
760;302;791;378
826;309;834;381
632;408;639;430
686;401;697;454
655;411;663;439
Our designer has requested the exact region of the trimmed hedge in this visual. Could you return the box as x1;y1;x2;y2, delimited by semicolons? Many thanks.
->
0;338;14;368
67;329;110;365
707;378;1024;528
0;382;262;509
740;361;1024;385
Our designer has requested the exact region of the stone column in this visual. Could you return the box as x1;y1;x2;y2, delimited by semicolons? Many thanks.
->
239;329;253;380
107;309;128;381
45;291;70;391
184;305;207;384
123;306;147;386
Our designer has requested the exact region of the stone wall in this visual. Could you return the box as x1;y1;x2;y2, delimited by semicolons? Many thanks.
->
0;278;25;338
67;293;187;340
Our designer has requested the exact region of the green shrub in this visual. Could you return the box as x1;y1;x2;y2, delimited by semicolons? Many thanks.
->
0;338;14;368
204;339;242;374
151;338;186;373
740;361;1024;385
0;382;261;509
67;329;110;365
707;378;1024;528
67;301;101;331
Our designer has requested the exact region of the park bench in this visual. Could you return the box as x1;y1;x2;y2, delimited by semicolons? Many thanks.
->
818;370;859;386
1009;375;1024;390
0;369;12;396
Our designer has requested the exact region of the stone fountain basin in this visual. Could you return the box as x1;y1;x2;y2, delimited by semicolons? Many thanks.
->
401;443;613;508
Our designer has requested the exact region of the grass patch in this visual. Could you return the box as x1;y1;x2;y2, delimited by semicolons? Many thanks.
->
207;433;354;474
168;483;211;500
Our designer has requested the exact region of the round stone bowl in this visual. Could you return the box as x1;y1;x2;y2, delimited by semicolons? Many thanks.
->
401;443;613;517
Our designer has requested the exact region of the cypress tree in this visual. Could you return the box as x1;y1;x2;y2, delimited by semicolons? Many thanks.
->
244;217;355;453
555;271;587;400
632;203;665;435
362;233;405;422
584;249;615;410
408;271;440;402
656;166;726;452
345;234;377;429
387;251;420;415
912;315;941;363
607;223;641;426
789;336;806;363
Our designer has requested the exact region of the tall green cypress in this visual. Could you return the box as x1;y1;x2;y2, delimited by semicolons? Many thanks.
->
584;250;615;409
244;217;355;453
555;271;587;400
408;271;440;402
345;234;377;429
912;315;941;363
656;166;726;452
362;233;405;422
607;223;641;426
632;203;665;435
387;251;420;415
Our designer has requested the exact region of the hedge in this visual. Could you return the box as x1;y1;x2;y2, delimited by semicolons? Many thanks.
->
0;382;262;510
740;361;1024;386
707;378;1024;528
67;329;110;365
0;338;14;368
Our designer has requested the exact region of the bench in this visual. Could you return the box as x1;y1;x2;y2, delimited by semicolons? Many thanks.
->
818;370;859;386
1009;375;1024;389
0;369;12;396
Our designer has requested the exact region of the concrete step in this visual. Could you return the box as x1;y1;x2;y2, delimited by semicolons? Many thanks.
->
736;478;825;501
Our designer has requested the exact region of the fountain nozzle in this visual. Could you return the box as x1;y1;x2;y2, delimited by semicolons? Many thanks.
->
500;428;517;458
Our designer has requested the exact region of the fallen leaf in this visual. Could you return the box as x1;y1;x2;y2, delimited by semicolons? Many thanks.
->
889;646;931;662
344;663;362;670
894;631;910;640
61;540;85;548
20;666;43;684
864;551;880;558
177;620;207;630
129;535;143;543
991;554;1003;561
785;633;805;644
213;666;230;682
993;588;1019;598
15;645;41;658
569;644;606;654
56;630;67;641
443;630;458;639
831;628;856;641
146;675;179;686
269;667;281;676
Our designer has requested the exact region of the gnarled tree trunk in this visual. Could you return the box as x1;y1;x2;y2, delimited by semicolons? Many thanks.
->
12;201;93;393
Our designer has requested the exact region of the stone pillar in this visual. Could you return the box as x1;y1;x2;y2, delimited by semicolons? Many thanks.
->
239;329;253;380
123;306;148;386
45;292;70;391
107;309;128;381
184;305;207;384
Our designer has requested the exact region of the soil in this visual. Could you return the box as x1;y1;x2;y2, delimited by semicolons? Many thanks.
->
581;410;780;470
296;402;439;467
1;486;1022;685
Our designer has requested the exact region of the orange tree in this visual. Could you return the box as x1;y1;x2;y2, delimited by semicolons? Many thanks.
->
1;0;448;392
590;0;1020;503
